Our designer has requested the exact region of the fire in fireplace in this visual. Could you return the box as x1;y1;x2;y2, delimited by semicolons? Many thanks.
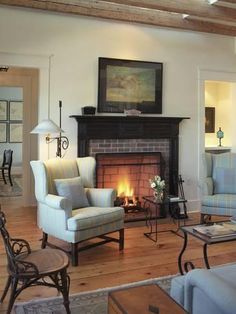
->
96;152;165;213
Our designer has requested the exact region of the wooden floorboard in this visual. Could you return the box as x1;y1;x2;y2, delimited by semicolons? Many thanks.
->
0;203;236;313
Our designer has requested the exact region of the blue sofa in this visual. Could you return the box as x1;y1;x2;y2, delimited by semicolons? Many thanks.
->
170;264;236;314
201;152;236;222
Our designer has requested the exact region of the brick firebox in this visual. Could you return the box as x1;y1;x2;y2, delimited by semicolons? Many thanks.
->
96;152;165;203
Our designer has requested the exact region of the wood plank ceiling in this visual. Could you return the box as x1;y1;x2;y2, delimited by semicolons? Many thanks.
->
0;0;236;36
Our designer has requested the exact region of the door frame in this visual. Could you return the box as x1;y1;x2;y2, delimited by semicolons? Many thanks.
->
198;69;236;199
0;52;50;205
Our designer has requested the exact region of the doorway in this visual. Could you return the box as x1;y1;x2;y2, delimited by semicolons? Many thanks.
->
0;67;39;206
198;69;236;202
204;80;236;150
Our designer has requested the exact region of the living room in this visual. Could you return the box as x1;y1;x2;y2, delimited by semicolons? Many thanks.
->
0;1;236;313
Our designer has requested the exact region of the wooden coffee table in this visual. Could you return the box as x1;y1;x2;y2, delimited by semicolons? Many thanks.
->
108;284;187;313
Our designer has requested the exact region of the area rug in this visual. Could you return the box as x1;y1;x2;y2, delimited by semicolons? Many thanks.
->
0;174;22;197
14;274;177;314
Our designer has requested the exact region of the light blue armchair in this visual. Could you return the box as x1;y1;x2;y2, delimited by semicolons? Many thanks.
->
30;157;124;267
170;264;236;314
201;152;236;223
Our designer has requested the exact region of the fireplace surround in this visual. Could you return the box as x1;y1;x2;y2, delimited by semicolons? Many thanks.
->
70;115;189;195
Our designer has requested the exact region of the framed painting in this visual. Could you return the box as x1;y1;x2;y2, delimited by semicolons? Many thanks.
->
98;57;163;114
0;100;7;120
9;101;23;121
0;123;7;142
205;107;215;133
9;123;23;143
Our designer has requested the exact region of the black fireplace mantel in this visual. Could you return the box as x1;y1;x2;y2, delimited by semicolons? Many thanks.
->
69;115;189;194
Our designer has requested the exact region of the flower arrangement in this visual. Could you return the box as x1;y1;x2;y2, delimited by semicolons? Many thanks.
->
149;175;165;201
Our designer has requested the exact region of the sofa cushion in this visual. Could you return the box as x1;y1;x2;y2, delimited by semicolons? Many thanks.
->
214;167;236;194
54;176;89;209
170;264;236;311
202;194;236;209
67;206;123;231
170;275;186;306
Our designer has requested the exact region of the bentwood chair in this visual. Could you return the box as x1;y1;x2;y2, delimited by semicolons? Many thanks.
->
0;149;13;186
0;210;71;314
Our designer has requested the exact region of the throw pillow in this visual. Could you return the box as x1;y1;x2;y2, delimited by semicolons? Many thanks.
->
213;167;236;194
54;176;89;209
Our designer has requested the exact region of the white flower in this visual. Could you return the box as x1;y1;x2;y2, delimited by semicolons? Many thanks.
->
151;182;156;188
149;175;165;192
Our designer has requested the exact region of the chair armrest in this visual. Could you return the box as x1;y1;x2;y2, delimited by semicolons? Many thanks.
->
44;194;72;211
185;269;236;314
201;177;213;196
86;188;117;207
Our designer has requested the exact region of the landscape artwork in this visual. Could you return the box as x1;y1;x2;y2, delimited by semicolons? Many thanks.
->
106;65;156;104
98;58;163;113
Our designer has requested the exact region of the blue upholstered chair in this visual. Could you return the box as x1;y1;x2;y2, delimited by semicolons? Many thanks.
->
30;157;124;267
170;264;236;314
201;152;236;223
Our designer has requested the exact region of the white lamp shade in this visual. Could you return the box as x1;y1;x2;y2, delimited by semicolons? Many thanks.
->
31;119;64;134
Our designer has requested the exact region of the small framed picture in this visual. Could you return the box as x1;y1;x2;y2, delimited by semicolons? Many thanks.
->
9;123;23;143
205;107;215;133
9;101;23;121
0;123;7;142
0;100;7;120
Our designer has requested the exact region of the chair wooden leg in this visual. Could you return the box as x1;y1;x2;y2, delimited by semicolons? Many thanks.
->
2;169;6;184
71;243;78;266
6;277;18;314
201;214;211;224
119;229;124;251
41;232;48;249
60;269;71;314
0;275;11;303
8;169;13;186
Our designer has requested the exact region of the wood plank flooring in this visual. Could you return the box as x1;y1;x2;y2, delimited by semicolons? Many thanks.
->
0;204;236;313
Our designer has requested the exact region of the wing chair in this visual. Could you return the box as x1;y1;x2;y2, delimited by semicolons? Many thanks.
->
201;152;236;223
30;157;124;266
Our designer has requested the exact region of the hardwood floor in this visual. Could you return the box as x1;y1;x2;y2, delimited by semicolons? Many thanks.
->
0;203;236;313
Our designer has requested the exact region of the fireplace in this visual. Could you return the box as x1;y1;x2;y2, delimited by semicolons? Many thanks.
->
69;115;189;196
96;152;165;213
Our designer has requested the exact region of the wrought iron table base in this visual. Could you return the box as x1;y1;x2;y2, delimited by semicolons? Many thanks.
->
178;231;210;275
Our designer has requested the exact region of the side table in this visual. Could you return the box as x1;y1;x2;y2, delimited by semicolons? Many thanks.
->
143;195;187;242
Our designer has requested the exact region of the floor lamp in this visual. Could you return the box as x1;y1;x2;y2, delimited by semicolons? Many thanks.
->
31;101;69;158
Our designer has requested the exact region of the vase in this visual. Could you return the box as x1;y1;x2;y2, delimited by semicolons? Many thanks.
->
153;190;163;202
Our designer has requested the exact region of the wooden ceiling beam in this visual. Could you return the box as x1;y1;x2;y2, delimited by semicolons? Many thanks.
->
101;0;236;23
0;0;236;36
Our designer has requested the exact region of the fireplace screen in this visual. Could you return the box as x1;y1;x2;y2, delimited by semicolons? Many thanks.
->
96;152;165;220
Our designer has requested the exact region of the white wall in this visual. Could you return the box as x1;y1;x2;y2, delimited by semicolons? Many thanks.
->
0;6;236;210
0;87;22;171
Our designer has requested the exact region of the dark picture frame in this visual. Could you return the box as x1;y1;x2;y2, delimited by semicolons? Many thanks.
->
205;107;215;133
98;57;163;114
